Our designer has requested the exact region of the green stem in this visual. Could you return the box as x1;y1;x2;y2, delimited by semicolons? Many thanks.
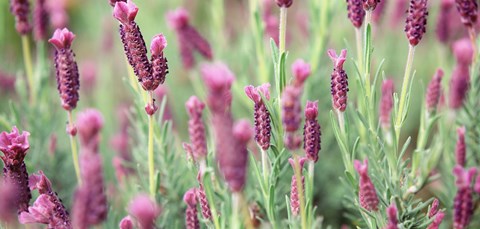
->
261;148;269;185
293;155;307;229
395;45;416;137
364;11;372;108
21;35;35;104
203;173;221;229
147;93;156;198
68;111;81;184
278;7;287;55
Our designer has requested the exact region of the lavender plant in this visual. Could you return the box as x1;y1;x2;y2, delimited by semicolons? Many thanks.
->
1;0;480;228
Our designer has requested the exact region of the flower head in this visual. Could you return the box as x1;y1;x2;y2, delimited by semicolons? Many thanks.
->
77;109;104;151
385;203;398;229
185;96;207;160
0;126;30;165
48;28;76;50
454;0;478;27
328;49;349;112
453;38;474;66
363;0;380;11
113;0;138;25
449;65;470;109
119;216;134;229
201;62;235;114
346;0;366;28
33;0;49;41
427;211;445;229
304;101;321;162
354;159;379;211
455;126;467;167
380;79;395;128
291;59;311;88
276;0;293;8
129;194;161;229
9;0;31;35
288;157;306;216
245;84;272;150
425;69;444;112
453;165;476;229
405;0;428;46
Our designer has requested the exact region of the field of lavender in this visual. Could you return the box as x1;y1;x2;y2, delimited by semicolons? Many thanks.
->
1;0;480;228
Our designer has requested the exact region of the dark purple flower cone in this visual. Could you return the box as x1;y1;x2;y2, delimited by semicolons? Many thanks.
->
405;0;428;46
346;0;366;28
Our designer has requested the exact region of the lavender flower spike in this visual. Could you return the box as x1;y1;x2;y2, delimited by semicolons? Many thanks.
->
453;165;477;229
436;0;455;43
221;120;253;192
196;186;212;220
354;159;379;211
304;101;321;163
288;157;307;216
405;0;428;46
425;69;444;112
201;62;235;114
0;126;31;213
281;86;302;150
245;83;272;150
455;0;478;27
119;216;134;229
453;38;474;66
428;199;440;218
19;171;71;229
49;28;80;111
328;49;349;112
114;0;153;91
184;188;200;229
346;0;366;28
455;127;467;167
149;34;169;90
128;194;161;229
186;96;207;160
33;0;48;41
9;0;31;35
291;59;311;88
380;79;394;128
427;211;445;229
449;65;470;109
385;203;399;229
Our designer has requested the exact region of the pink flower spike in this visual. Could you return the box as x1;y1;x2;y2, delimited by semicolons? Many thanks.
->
429;199;440;218
385;203;398;229
327;49;347;69
354;159;379;212
166;8;190;29
150;34;167;56
183;188;197;207
455;126;467;167
427;211;445;229
453;38;474;66
453;165;477;189
113;0;138;25
48;28;76;50
291;59;311;87
129;194;161;229
119;216;134;229
305;100;318;120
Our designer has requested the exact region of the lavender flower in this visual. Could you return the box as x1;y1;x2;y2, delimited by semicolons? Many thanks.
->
119;216;134;229
453;165;477;229
33;0;48;41
346;0;366;28
354;159;379;212
427;211;445;229
436;0;455;43
128;194;161;229
114;0;153;91
0;71;16;94
425;69;444;112
449;65;470;109
363;0;380;11
454;0;478;27
77;109;104;151
221;120;253;192
405;0;428;46
0;126;31;213
49;28;80;111
149;34;169;90
196;186;212;220
380;79;395;128
291;59;311;88
9;0;31;35
453;38;474;66
428;198;440;218
289;157;306;216
245;83;271;150
455;127;467;167
304;101;321;162
184;188;200;229
281;86;302;150
328;49;349;112
73;110;107;228
276;0;293;8
385;203;398;229
186;96;208;160
19;171;71;228
201;62;235;114
167;8;213;69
